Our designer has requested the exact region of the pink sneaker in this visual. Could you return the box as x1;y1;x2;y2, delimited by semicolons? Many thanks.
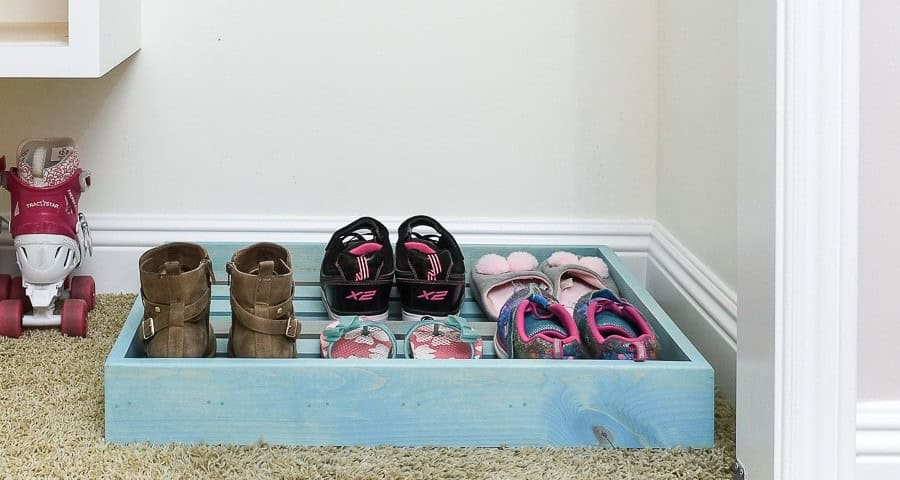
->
573;289;658;361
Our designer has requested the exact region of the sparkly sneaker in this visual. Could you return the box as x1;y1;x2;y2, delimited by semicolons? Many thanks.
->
494;286;581;359
573;289;657;361
320;217;394;322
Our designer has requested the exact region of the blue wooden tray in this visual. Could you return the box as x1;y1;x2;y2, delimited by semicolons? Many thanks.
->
104;244;714;448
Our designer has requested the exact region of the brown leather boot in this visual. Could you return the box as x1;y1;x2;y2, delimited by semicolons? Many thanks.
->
139;242;216;358
227;242;299;358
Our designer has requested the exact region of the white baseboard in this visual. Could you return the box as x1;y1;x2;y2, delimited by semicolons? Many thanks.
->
646;222;738;405
5;214;653;293
84;214;655;249
857;402;900;478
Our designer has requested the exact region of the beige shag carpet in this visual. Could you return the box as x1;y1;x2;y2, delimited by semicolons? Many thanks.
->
0;294;735;479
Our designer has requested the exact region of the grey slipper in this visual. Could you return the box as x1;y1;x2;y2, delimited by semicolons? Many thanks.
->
539;251;620;312
470;252;552;322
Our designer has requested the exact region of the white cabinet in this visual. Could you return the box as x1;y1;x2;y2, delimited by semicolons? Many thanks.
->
0;0;140;77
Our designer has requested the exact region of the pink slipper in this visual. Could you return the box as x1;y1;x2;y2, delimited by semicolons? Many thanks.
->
539;251;619;313
470;252;552;322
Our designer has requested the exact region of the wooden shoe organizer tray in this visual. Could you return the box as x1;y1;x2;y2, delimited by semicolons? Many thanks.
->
104;244;714;448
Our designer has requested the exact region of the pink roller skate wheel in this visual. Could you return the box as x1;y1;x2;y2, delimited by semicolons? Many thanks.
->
60;299;88;338
70;276;96;311
9;276;31;312
0;299;24;338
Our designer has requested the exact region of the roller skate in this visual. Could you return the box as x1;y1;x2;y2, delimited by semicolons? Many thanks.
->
0;138;94;338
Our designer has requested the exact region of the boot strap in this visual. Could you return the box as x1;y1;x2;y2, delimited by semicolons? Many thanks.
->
139;245;216;283
141;289;211;340
225;258;290;281
203;257;216;283
231;297;299;339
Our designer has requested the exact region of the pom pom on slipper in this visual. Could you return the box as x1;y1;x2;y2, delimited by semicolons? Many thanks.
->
578;256;610;278
507;251;538;272
547;251;579;267
475;254;510;275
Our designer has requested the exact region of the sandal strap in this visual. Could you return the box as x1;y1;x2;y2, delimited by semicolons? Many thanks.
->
324;317;396;359
405;315;479;359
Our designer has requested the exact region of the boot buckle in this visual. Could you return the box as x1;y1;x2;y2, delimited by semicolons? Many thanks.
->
285;317;298;339
142;317;156;340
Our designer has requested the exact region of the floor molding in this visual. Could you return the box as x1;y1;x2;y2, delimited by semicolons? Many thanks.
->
4;215;653;293
646;222;737;405
857;402;900;477
648;223;737;342
85;214;654;250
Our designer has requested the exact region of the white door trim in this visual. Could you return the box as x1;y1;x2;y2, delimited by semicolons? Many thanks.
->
772;0;859;478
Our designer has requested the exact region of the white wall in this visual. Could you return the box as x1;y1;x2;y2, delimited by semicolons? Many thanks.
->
648;0;738;408
656;0;737;290
0;0;657;220
858;0;900;402
0;1;745;407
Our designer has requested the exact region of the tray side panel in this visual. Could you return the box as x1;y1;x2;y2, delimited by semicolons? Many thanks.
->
105;360;713;447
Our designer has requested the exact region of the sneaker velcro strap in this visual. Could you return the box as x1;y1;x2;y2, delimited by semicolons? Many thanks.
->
231;298;299;339
141;289;211;340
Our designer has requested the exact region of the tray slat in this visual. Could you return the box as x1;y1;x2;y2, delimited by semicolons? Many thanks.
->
210;317;498;338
